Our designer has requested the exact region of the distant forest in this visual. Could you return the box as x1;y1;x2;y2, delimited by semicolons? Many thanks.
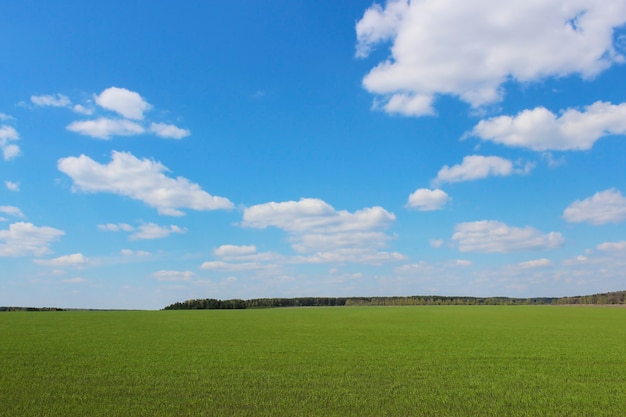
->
163;291;626;310
2;291;624;312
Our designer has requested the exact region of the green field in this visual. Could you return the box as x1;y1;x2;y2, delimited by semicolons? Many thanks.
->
1;306;624;416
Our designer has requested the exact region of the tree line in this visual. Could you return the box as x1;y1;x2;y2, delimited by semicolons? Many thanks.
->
162;291;626;310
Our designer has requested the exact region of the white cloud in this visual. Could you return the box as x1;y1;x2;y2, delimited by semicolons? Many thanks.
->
5;181;19;191
58;151;234;215
31;94;71;108
0;222;64;257
0;113;13;120
200;260;277;272
66;117;145;139
241;198;403;264
563;189;626;225
433;155;530;185
95;87;151;120
149;122;190;139
62;277;87;284
130;223;186;240
0;206;25;219
407;188;450;211
214;244;258;258
470;101;626;151
34;253;88;267
0;125;20;160
98;221;184;240
98;223;135;232
429;239;444;248
450;259;472;267
597;241;626;252
452;220;564;253
518;258;552;268
356;0;626;115
242;198;395;251
152;270;195;281
120;249;151;257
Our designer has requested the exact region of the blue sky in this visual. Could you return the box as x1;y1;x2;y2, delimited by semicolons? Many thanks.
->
2;0;626;309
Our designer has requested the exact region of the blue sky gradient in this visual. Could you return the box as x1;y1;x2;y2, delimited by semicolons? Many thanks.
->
2;0;626;309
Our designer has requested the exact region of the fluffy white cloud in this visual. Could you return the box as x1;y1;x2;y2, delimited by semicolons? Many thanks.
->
0;222;64;257
31;94;71;108
58;151;234;215
200;260;277;272
5;181;19;191
67;117;145;139
62;277;87;284
0;125;20;160
563;188;626;224
518;258;552;268
95;87;151;120
597;240;626;252
470;101;626;151
407;188;450;211
356;0;626;115
152;270;195;281
433;155;531;185
242;198;395;235
98;221;185;240
98;223;134;232
120;249;151;257
429;239;444;248
149;122;190;139
241;198;403;264
34;253;88;267
214;244;258;258
0;206;25;219
452;220;564;253
130;223;186;240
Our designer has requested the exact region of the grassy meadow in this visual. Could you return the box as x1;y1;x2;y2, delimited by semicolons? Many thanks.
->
1;306;624;416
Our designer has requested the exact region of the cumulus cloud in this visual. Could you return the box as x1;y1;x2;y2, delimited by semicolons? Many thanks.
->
452;220;564;253
241;198;403;264
62;277;87;284
406;188;450;211
5;181;19;191
429;239;444;248
0;125;20;160
200;260;280;272
563;188;626;225
152;270;195;281
31;87;190;140
214;244;258;258
120;249;151;257
130;223;186;240
31;94;72;108
58;151;233;215
355;0;626;115
98;223;134;232
518;258;552;268
67;118;145;139
149;122;190;139
597;241;626;252
98;221;185;240
0;206;25;219
95;87;151;120
470;101;626;151
0;222;64;257
34;253;88;267
433;155;531;185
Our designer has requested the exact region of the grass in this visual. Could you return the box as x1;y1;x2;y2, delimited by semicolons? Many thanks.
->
1;306;625;416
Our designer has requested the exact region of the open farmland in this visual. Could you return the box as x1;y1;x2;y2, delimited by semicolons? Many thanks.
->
1;306;625;416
